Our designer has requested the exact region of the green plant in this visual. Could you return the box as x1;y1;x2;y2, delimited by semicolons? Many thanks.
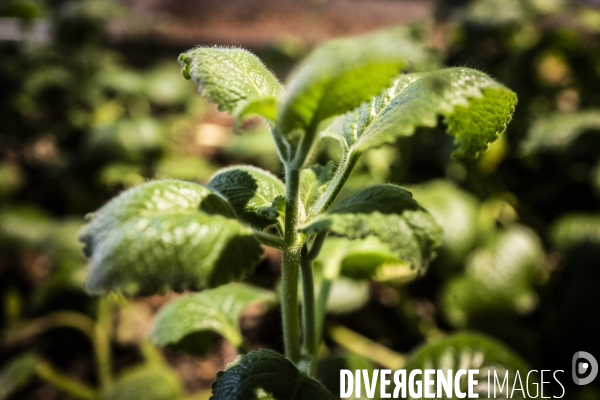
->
78;27;517;398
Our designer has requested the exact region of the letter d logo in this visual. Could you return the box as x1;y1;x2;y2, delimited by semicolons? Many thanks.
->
573;351;598;385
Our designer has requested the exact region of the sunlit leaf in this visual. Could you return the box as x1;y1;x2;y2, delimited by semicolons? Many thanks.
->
441;226;545;327
325;68;516;159
405;333;531;399
152;283;276;355
208;166;285;229
179;47;282;123
410;180;480;266
279;26;434;146
521;111;600;155
301;185;442;273
551;213;600;250
211;349;335;400
80;180;263;295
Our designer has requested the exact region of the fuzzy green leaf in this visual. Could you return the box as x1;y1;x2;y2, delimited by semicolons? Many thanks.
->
405;333;531;399
179;47;282;123
208;166;285;229
441;226;544;327
410;180;480;266
80;180;263;296
106;365;183;400
325;67;517;158
551;213;600;250
301;184;442;273
279;27;433;145
151;283;276;355
211;349;335;400
521;111;600;155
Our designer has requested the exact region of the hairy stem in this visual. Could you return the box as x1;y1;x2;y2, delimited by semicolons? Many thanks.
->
310;150;360;217
35;360;97;400
300;246;317;375
281;165;302;363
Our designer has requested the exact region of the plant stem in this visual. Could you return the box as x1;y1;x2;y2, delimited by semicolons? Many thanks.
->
95;299;113;390
281;165;302;363
35;360;97;400
310;150;360;217
3;310;112;391
328;326;406;370
300;246;317;375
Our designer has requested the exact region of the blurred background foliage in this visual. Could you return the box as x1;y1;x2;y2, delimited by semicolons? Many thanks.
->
1;0;600;399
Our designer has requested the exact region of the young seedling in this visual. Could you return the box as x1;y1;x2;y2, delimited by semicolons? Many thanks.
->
80;27;516;399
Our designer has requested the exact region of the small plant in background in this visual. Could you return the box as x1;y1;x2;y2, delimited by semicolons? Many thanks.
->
76;26;522;398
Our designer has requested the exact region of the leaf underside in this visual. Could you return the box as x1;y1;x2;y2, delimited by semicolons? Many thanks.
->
301;184;443;273
80;180;263;296
152;283;276;355
325;67;517;159
211;349;335;400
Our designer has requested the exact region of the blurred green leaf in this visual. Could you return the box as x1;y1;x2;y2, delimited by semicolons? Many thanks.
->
88;117;165;162
521;111;600;155
551;213;600;250
325;68;517;159
211;349;335;400
105;365;183;400
0;354;38;400
301;185;442;273
208;166;285;229
152;283;275;355
0;206;51;248
0;163;23;199
279;26;434;146
410;180;480;266
144;64;193;107
226;127;281;171
466;0;528;26
405;333;531;399
179;48;282;123
323;277;370;315
80;180;263;295
155;156;217;183
441;225;545;327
